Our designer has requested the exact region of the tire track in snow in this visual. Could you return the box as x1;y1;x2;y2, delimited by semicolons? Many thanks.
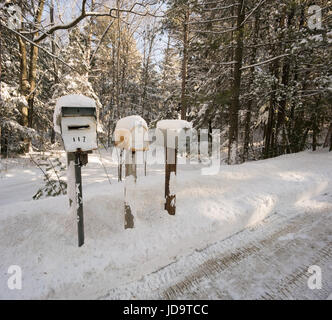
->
259;243;332;300
159;211;332;300
162;245;260;300
107;208;332;300
159;217;300;299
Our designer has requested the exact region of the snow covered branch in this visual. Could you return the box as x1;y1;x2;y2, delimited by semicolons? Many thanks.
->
240;54;290;70
1;23;76;71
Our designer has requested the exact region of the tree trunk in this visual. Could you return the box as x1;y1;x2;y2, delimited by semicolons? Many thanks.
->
228;0;245;164
0;24;6;156
17;25;30;153
274;60;290;156
273;7;294;156
50;0;57;144
263;92;276;159
27;0;45;129
263;11;282;159
242;9;260;162
116;0;121;119
0;127;8;157
181;8;189;120
86;0;94;77
312;127;317;151
161;34;171;91
323;123;332;151
141;26;156;121
17;35;29;120
312;103;319;151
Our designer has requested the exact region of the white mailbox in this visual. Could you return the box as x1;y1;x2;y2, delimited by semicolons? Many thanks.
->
54;94;98;152
156;119;192;151
114;115;149;151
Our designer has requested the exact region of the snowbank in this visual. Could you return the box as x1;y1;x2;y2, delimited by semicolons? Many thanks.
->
0;151;331;299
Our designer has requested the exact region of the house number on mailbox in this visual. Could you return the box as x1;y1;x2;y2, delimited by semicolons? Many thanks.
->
73;136;87;142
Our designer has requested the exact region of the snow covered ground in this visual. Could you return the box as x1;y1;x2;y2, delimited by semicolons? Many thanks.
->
0;150;331;299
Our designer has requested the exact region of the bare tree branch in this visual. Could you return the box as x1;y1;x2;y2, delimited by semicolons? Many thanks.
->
89;20;114;63
34;1;163;43
191;27;236;34
34;0;88;43
186;16;237;25
240;0;266;27
1;22;77;71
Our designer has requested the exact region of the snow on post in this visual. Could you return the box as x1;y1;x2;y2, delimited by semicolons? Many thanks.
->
114;115;149;229
54;94;99;247
156;119;192;215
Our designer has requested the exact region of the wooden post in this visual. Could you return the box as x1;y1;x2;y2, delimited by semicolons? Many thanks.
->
118;149;123;182
164;134;177;215
124;150;136;229
144;151;147;176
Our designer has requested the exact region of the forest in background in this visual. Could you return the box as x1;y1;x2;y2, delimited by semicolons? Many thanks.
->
0;0;331;165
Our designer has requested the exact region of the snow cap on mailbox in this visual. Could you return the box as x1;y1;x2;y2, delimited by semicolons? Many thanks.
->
156;119;192;150
53;94;98;152
114;115;149;151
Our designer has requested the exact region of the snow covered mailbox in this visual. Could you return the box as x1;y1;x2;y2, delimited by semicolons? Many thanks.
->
53;94;99;247
156;120;192;215
113;115;149;229
54;94;98;153
114;115;149;152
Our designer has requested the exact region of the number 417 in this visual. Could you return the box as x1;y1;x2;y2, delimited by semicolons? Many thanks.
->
73;136;86;142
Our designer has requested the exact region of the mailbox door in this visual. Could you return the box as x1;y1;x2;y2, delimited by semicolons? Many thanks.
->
61;117;97;152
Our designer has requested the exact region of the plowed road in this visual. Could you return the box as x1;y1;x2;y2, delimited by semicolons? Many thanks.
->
106;208;332;300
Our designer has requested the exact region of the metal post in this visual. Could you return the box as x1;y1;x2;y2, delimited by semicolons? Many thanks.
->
74;152;85;247
67;152;75;208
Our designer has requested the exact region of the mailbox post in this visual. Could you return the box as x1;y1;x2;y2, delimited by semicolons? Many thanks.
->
54;94;98;247
74;151;84;246
165;136;177;215
113;115;149;229
156;120;192;216
124;149;136;229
